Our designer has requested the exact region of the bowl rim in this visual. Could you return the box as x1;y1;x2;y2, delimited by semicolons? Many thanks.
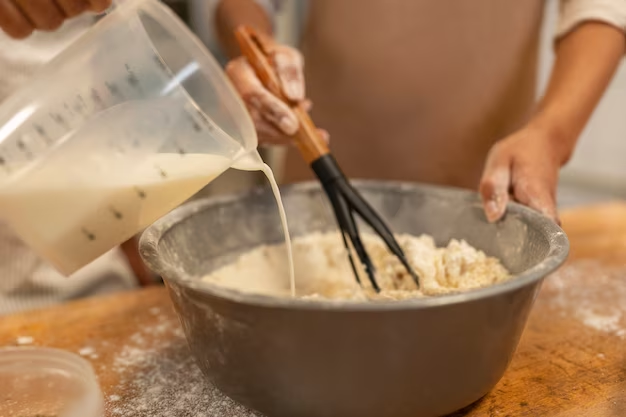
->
140;180;569;311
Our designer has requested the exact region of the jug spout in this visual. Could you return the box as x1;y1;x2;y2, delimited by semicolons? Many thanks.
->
231;149;265;172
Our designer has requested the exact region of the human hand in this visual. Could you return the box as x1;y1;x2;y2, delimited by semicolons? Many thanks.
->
479;125;567;225
226;40;328;146
0;0;111;39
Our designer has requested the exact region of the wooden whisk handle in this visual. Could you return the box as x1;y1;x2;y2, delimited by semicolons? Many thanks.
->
235;26;329;164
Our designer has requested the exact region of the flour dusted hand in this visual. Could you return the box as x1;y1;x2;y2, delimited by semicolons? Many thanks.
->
203;232;511;301
226;40;329;146
0;0;110;39
480;125;562;224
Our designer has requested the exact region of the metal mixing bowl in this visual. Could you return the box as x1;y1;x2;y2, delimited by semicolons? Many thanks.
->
140;181;569;417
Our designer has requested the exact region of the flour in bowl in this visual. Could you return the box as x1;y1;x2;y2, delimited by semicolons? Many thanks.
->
202;232;511;301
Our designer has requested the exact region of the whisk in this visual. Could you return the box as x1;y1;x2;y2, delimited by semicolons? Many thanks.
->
235;27;419;292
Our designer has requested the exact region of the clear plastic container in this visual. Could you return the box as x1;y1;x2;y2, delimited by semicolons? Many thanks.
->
0;0;259;274
0;347;104;417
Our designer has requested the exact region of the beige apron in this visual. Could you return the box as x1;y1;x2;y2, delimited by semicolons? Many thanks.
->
283;0;544;189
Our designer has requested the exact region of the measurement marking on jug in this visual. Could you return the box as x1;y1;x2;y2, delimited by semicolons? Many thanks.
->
134;187;147;199
74;95;87;114
153;55;167;72
191;119;201;133
109;206;123;220
125;64;141;90
106;82;123;99
155;165;168;179
33;124;51;143
91;88;104;108
82;228;96;241
63;103;76;122
50;112;67;128
188;108;214;133
16;138;32;159
0;156;9;173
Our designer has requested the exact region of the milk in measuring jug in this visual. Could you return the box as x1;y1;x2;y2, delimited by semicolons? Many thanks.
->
0;153;232;275
0;150;296;296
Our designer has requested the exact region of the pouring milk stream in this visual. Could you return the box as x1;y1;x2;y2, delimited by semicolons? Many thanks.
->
0;0;296;295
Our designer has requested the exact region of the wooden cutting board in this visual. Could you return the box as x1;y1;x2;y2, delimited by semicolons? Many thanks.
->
1;203;625;416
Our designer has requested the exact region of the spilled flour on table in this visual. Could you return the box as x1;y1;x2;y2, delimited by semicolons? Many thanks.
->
541;260;626;338
79;346;99;360
104;308;260;417
16;336;34;345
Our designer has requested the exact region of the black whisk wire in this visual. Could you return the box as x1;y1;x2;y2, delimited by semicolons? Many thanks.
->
313;155;420;292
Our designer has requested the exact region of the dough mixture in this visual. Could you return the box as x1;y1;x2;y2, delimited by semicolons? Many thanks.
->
203;232;511;301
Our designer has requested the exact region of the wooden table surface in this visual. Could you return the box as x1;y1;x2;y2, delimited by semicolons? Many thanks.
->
1;203;625;416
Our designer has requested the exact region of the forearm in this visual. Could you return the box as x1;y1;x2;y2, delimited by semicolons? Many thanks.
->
215;0;274;58
531;22;625;164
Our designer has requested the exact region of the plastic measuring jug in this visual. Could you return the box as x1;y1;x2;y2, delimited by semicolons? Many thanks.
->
0;0;260;275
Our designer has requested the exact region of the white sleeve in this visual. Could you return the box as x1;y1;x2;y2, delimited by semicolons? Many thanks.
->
557;0;626;38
